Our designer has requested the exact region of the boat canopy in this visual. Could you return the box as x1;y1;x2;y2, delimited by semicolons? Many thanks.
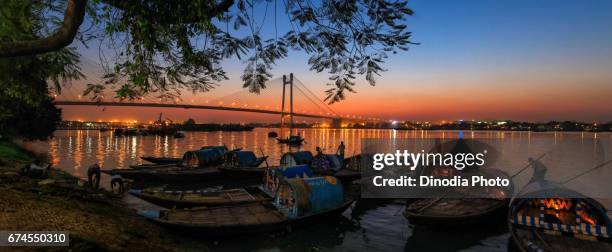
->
182;149;224;167
510;180;611;238
230;151;260;167
280;151;314;167
274;176;344;219
263;165;314;196
311;154;343;173
201;146;228;154
277;165;314;179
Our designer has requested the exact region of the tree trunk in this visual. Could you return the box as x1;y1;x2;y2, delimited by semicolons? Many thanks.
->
0;0;87;58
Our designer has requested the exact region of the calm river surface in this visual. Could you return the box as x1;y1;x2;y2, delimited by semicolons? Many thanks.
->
34;129;611;251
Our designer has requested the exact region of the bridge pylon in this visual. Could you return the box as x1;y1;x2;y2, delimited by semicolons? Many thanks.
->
280;73;294;138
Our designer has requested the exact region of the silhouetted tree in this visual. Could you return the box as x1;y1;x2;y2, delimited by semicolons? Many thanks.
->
1;0;416;103
0;0;82;140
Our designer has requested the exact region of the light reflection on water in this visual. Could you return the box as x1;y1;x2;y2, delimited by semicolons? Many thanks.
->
40;129;610;251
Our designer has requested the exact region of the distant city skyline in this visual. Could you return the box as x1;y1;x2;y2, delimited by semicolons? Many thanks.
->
60;0;612;123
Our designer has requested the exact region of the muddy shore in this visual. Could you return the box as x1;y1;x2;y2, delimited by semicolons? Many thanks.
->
0;140;209;251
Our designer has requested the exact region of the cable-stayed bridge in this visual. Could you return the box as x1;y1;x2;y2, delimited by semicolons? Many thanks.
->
53;58;384;124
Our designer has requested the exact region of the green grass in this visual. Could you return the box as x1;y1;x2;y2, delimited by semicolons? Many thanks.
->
0;140;33;164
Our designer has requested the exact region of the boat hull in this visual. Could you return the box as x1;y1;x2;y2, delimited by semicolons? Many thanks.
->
140;156;182;165
130;187;272;208
146;200;354;236
102;167;223;183
404;198;509;225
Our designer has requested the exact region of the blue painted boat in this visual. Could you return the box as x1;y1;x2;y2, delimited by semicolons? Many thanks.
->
274;176;345;219
262;165;314;196
277;164;314;179
138;176;353;236
280;151;314;167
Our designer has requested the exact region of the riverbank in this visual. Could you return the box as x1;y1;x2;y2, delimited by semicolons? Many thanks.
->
0;140;208;251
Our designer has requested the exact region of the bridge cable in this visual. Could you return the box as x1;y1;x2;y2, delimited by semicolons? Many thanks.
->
292;77;340;117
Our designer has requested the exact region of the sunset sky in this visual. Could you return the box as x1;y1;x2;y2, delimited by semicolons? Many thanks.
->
60;0;612;123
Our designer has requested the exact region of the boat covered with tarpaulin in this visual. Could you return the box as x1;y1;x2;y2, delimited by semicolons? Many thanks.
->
274;176;345;218
181;149;225;167
262;165;314;196
280;151;314;167
217;151;270;177
138;176;353;236
277;135;304;145
508;180;611;251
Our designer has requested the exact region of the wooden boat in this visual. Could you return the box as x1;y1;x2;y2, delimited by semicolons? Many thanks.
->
105;150;267;183
405;198;509;225
138;146;236;168
101;166;224;183
404;168;513;225
140;156;182;165
129;186;272;208
139;176;353;236
508;180;611;252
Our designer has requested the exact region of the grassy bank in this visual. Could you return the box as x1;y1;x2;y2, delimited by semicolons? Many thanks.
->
0;140;208;251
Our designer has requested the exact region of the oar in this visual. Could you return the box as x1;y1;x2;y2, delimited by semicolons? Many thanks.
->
259;147;270;167
561;159;612;185
510;152;547;178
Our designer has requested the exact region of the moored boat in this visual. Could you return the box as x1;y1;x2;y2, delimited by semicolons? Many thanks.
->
129;186;272;208
508;180;612;252
405;197;509;225
101;166;223;183
277;135;304;145
281;150;361;182
182;148;226;167
280;151;314;167
138;176;353;236
215;150;270;178
404;168;513;225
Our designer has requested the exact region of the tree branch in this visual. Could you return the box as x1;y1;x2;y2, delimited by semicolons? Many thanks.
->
0;0;88;58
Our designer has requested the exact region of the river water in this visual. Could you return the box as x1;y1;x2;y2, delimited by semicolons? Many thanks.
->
33;129;611;251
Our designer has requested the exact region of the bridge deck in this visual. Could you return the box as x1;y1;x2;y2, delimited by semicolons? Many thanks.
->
54;101;339;120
